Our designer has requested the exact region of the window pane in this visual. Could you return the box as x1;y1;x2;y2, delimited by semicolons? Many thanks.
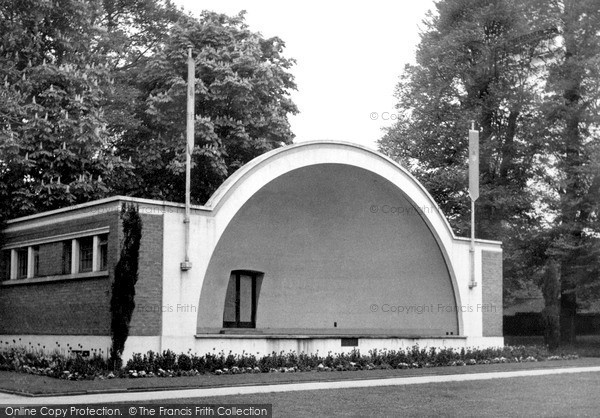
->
223;271;260;328
98;234;108;271
32;246;39;277
79;237;93;273
239;274;253;323
223;274;237;323
16;248;28;279
62;241;72;274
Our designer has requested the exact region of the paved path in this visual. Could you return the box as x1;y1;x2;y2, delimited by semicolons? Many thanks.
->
1;366;600;405
0;392;18;403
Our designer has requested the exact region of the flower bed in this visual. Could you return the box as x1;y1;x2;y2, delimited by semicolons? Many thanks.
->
0;345;579;381
0;346;109;380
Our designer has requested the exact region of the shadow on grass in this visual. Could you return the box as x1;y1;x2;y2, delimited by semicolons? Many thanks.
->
504;335;600;357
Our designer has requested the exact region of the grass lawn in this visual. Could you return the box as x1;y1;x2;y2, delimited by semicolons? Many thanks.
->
148;372;600;417
1;357;600;396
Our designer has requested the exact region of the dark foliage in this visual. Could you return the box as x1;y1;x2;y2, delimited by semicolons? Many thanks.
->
110;203;142;368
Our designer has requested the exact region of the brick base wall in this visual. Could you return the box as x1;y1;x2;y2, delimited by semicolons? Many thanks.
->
0;209;164;338
0;213;118;335
482;250;503;337
127;214;163;336
0;277;110;335
0;251;9;281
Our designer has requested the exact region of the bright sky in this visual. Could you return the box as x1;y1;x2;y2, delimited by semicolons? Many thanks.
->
174;0;436;150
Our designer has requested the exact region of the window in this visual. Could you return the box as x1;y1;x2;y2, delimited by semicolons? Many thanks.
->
32;246;39;277
62;241;72;274
78;237;94;273
223;271;262;329
2;230;109;281
16;248;28;279
98;234;108;271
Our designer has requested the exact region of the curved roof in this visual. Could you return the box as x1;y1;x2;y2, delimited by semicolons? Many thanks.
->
4;140;500;246
206;140;460;241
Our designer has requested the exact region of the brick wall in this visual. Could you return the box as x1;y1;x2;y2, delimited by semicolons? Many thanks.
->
127;213;163;336
0;206;164;338
37;242;65;277
0;251;8;281
0;277;110;335
0;212;118;335
482;250;503;337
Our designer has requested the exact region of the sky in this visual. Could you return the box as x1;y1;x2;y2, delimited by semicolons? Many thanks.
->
174;0;437;150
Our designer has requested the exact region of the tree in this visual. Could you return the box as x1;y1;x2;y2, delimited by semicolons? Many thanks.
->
0;0;133;220
1;3;297;217
379;0;552;303
114;11;298;204
380;0;600;345
110;203;142;367
541;259;560;350
93;0;184;169
536;0;600;343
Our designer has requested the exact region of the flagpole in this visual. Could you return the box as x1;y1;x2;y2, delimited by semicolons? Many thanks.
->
181;45;194;271
470;198;476;288
469;121;478;288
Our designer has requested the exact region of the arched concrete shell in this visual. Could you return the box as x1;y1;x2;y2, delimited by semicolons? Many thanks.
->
196;141;464;336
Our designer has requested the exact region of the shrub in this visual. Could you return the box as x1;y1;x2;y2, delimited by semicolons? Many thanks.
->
0;342;574;380
156;349;177;371
191;353;206;373
177;354;192;371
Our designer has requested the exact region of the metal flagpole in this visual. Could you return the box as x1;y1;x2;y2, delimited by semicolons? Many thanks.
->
468;121;479;288
181;46;194;271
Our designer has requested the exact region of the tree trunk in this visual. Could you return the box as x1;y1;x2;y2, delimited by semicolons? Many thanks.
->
541;260;561;351
557;0;585;345
560;285;577;344
499;110;519;182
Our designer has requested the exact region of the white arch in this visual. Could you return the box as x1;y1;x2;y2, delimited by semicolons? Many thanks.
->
201;140;464;334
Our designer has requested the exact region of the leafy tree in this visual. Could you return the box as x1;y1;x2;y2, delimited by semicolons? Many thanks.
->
1;3;296;218
0;0;134;220
380;0;600;345
114;11;298;204
534;0;600;343
378;0;552;302
93;0;183;163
